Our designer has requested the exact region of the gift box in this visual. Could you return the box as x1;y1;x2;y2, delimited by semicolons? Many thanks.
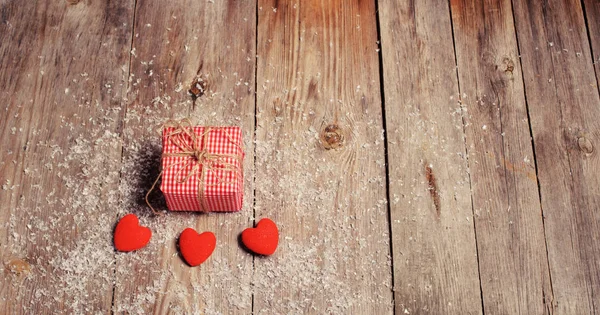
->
159;121;244;212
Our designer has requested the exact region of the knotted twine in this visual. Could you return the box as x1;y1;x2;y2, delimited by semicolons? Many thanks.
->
145;119;243;214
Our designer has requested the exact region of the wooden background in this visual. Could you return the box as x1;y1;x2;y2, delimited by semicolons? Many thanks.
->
1;0;599;314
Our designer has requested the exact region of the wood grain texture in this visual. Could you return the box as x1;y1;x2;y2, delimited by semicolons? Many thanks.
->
112;0;256;313
512;0;600;313
378;0;482;313
583;0;600;86
0;0;132;313
450;0;553;313
2;1;600;313
254;0;393;313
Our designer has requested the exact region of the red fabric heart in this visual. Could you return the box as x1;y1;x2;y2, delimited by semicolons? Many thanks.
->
114;214;152;252
241;218;279;256
178;228;216;267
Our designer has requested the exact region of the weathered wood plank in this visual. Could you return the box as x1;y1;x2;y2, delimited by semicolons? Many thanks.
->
112;0;256;313
254;0;393;313
450;0;553;313
583;0;600;85
512;0;600;313
0;0;132;313
378;0;482;313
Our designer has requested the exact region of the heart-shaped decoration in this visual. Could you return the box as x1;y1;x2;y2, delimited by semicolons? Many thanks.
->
178;228;216;267
241;218;279;256
114;214;152;252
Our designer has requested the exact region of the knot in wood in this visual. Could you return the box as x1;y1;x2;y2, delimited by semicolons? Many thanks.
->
320;124;344;150
65;0;80;4
577;136;594;154
189;78;206;100
5;259;31;276
503;57;514;74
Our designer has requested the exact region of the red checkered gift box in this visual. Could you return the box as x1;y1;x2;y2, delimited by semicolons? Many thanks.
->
159;120;244;212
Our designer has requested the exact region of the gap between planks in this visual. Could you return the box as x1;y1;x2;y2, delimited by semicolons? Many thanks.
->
373;0;397;311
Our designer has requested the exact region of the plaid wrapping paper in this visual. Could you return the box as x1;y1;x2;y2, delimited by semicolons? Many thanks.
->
159;126;244;212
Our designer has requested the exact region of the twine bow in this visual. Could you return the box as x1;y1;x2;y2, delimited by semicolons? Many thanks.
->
146;118;243;214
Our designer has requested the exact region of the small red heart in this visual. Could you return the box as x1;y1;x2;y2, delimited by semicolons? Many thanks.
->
114;214;152;252
178;228;216;267
241;218;279;256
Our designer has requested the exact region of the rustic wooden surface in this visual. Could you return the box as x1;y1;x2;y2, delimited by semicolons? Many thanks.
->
378;0;482;313
1;0;600;314
450;0;553;313
512;0;600;313
0;0;132;313
112;0;255;314
254;0;392;313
